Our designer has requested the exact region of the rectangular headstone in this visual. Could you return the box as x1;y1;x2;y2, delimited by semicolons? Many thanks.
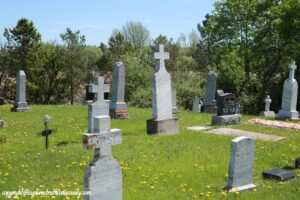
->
171;88;178;114
11;70;29;112
217;93;236;116
225;136;256;192
204;71;217;106
192;96;200;112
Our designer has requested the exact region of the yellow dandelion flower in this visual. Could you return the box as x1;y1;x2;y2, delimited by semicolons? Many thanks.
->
150;186;155;190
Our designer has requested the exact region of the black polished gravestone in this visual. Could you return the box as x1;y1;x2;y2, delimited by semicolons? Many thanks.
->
262;168;295;181
296;157;300;169
211;92;241;125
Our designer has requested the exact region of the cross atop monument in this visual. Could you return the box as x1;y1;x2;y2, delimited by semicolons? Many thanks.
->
154;44;169;71
88;76;110;104
289;61;297;80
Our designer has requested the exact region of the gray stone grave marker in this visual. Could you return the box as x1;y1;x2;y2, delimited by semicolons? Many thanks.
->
225;136;256;192
203;71;217;113
11;70;29;112
110;62;129;119
278;61;299;120
192;96;200;112
260;95;275;117
171;88;178;114
147;44;179;135
88;76;110;133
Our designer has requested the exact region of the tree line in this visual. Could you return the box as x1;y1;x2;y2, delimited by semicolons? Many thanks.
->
0;0;299;113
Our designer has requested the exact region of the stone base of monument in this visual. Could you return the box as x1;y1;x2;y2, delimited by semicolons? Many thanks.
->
11;102;29;112
224;184;256;192
84;157;122;200
203;105;216;113
0;120;4;128
146;118;179;135
211;114;241;125
110;110;129;119
259;111;275;117
276;110;299;121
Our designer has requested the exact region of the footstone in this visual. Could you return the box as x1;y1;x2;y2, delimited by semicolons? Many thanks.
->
211;114;241;125
207;128;287;142
225;137;256;192
249;118;300;131
186;126;210;131
11;70;29;112
147;118;179;135
295;157;300;169
262;168;295;181
110;62;129;119
277;61;299;120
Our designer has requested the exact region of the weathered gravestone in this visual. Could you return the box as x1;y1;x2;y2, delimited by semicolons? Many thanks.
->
171;88;178;114
277;61;299;120
212;93;241;125
225;136;256;192
203;71;217;113
83;115;122;200
192;96;200;112
110;62;129;119
0;113;4;128
88;77;110;133
260;95;275;117
11;70;29;112
147;44;179;135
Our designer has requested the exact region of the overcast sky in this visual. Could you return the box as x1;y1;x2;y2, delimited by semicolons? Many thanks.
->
0;0;216;45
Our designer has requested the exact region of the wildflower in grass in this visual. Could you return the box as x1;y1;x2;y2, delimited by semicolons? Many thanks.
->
4;172;9;176
235;192;240;195
138;166;142;170
192;195;197;198
253;189;257;192
221;191;227;196
39;184;44;188
150;186;155;190
140;181;147;184
79;161;87;167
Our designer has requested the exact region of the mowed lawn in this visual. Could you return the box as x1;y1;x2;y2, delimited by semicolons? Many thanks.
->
0;104;299;200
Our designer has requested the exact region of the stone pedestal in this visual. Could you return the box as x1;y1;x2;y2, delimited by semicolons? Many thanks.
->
109;102;129;119
277;110;299;120
147;118;179;135
259;111;275;117
211;114;241;125
11;102;29;112
84;157;122;200
203;105;216;113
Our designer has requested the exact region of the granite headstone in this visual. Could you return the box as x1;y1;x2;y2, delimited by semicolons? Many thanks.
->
278;61;299;120
171;88;178;114
192;96;200;112
203;71;217;113
11;70;29;112
225;136;256;192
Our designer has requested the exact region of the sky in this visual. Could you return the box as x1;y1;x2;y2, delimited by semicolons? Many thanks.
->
0;0;216;45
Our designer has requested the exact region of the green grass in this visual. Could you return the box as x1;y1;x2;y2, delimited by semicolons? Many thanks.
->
0;105;299;200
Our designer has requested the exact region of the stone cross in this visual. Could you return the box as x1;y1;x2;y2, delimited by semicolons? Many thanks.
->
225;136;256;192
89;77;110;104
289;61;297;80
154;44;169;71
264;95;272;112
83;116;122;200
152;44;172;120
88;76;110;133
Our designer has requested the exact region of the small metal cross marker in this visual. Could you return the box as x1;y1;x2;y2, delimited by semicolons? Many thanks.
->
88;77;110;104
289;61;297;80
37;115;56;149
154;44;169;71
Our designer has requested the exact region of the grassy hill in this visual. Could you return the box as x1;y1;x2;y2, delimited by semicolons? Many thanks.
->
0;105;299;199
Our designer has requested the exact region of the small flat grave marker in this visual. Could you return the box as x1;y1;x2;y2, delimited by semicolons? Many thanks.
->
262;168;295;181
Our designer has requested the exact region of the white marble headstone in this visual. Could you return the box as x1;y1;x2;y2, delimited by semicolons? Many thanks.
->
152;44;173;120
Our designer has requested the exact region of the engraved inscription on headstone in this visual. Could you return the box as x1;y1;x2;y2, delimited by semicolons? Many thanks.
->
225;136;256;192
217;93;236;116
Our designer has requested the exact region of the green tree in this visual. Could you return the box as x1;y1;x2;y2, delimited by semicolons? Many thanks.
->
60;28;87;104
121;21;151;47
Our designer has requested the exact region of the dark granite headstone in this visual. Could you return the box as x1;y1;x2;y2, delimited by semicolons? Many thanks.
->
295;157;300;169
262;168;295;181
217;93;236;116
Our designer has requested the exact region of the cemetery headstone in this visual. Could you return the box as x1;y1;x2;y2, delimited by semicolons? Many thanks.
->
212;93;241;125
259;95;275;117
147;44;179;135
225;136;256;192
192;96;200;112
88;76;110;133
235;103;241;114
262;168;295;181
277;61;299;120
171;88;178;114
0;113;4;128
109;62;129;119
295;157;300;169
11;70;29;112
83;115;122;200
203;71;217;113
